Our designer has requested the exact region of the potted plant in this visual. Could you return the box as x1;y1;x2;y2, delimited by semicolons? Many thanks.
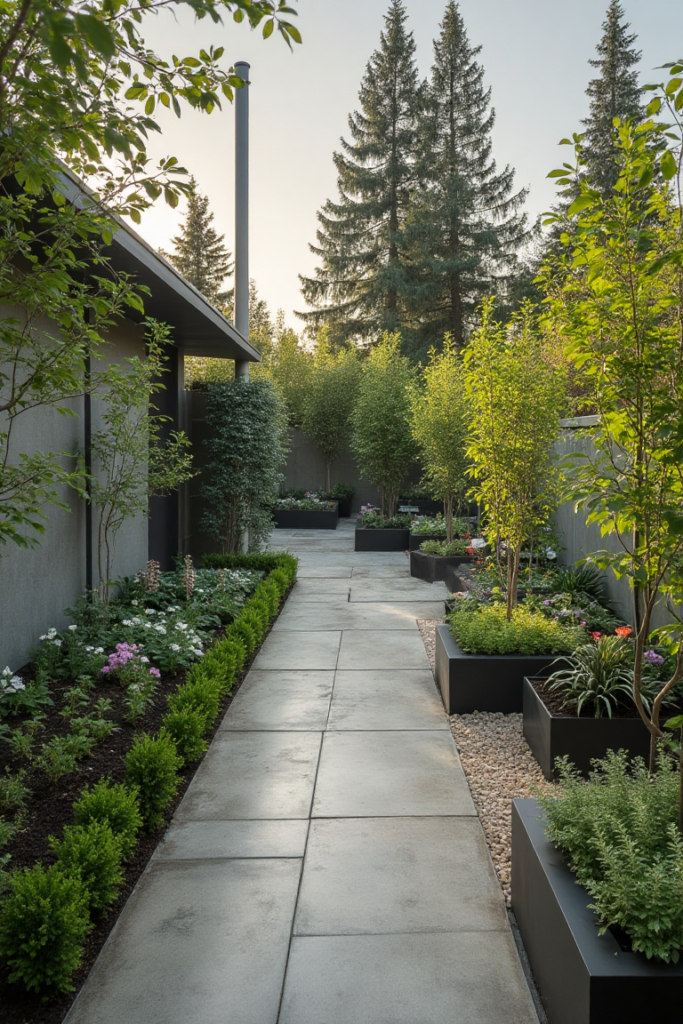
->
410;538;477;583
273;493;339;530
354;507;412;551
329;483;355;518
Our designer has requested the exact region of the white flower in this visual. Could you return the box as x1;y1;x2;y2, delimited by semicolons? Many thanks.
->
144;622;152;629
131;600;138;606
85;646;94;653
1;666;11;679
145;609;156;616
140;656;149;663
47;628;57;639
94;647;104;655
546;548;557;560
175;623;188;631
122;619;134;627
52;639;62;647
68;624;78;632
192;649;203;658
154;625;167;635
170;643;181;652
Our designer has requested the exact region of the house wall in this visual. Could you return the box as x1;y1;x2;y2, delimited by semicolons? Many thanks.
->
0;316;149;671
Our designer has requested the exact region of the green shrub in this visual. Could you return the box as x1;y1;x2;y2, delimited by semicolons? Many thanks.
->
50;821;124;912
0;864;90;993
242;605;267;641
124;733;182;830
448;604;579;656
539;752;683;962
227;617;258;657
0;768;30;814
162;708;209;764
72;779;142;861
168;676;221;725
418;539;468;556
545;636;636;718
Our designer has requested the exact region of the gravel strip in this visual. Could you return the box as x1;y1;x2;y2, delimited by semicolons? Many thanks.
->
450;713;552;905
416;620;552;907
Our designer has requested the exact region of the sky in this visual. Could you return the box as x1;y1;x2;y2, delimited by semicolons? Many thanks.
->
138;0;683;328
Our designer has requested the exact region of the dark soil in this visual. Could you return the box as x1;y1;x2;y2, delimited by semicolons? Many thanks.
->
529;677;642;720
0;586;291;1024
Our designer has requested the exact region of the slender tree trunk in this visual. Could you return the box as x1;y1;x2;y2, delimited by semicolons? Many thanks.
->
327;461;331;493
445;495;453;543
679;725;683;834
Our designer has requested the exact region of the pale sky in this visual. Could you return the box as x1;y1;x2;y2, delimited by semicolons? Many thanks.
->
138;0;683;328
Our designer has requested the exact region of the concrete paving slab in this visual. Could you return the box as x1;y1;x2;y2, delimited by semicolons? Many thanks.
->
176;731;322;820
272;601;445;632
337;629;430;670
351;565;411;577
290;578;352;596
328;669;446;730
220;670;333;731
349;579;447;602
295;817;506;935
154;819;309;860
251;630;341;670
296;565;353;578
313;730;475;817
279;932;539;1024
64;858;301;1024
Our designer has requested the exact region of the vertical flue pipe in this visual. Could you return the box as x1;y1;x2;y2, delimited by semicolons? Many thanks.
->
234;59;250;381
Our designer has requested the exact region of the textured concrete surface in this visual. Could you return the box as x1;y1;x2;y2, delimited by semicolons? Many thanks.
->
67;519;538;1024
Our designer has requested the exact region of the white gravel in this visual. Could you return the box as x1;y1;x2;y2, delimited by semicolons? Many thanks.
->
417;619;552;906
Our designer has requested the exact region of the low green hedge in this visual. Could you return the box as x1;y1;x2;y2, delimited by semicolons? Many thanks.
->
448;603;580;656
0;552;297;995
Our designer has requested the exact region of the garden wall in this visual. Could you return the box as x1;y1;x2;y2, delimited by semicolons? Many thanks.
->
1;318;150;671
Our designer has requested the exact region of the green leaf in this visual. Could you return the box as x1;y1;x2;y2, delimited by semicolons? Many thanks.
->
74;13;116;60
568;195;593;217
661;150;678;180
262;18;274;39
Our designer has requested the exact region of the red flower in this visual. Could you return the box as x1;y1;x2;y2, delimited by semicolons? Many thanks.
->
615;626;633;638
590;632;602;640
465;532;471;539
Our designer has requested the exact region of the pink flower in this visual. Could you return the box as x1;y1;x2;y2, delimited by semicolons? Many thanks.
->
149;667;161;679
101;665;110;674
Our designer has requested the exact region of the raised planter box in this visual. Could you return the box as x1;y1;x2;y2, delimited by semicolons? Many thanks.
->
354;525;409;551
399;497;443;515
273;505;339;530
434;624;557;715
408;532;447;551
512;798;683;1024
336;496;352;518
410;550;475;583
523;676;651;781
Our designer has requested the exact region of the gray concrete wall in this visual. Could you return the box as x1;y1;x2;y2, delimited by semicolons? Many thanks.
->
0;316;150;671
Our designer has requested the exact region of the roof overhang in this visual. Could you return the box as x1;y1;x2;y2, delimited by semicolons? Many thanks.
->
56;169;260;363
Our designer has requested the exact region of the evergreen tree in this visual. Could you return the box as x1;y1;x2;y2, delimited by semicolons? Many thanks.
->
163;176;233;307
403;1;528;356
582;1;643;195
298;0;421;346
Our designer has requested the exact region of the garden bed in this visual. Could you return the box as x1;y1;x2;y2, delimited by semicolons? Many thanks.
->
512;798;683;1024
354;525;409;551
522;676;651;781
273;505;338;530
409;550;474;583
408;532;445;551
434;624;557;714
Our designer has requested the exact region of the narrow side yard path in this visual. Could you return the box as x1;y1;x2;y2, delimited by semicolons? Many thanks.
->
64;520;538;1024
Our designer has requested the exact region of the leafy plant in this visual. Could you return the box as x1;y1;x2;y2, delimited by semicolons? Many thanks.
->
162;709;209;765
0;864;90;993
359;511;412;530
0;769;30;814
73;780;143;862
419;539;468;556
301;335;361;491
545;636;635;717
125;733;182;830
448;604;579;656
50;822;124;913
36;736;88;784
556;564;607;604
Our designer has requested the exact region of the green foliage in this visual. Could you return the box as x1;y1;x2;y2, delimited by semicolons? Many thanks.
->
539;752;683;962
161;709;209;765
0;769;30;815
464;301;566;617
351;333;418;514
299;0;420;346
252;315;314;427
546;636;635;717
301;334;361;489
163;176;233;306
124;733;182;830
200;378;288;553
448;604;579;656
408;337;469;539
418;539;468;556
0;864;90;993
73;780;142;861
50;822;124;913
556;564;607;604
167;676;221;727
359;512;412;530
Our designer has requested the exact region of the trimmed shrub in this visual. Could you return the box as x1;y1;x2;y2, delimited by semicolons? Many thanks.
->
73;779;143;861
447;604;580;656
50;821;124;912
167;676;221;725
0;864;90;993
227;617;258;657
125;733;182;830
162;708;209;764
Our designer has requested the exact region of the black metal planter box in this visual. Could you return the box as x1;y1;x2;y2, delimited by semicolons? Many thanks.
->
434;625;556;715
409;550;474;583
523;677;651;781
273;505;339;530
354;526;410;551
336;497;352;518
512;799;683;1024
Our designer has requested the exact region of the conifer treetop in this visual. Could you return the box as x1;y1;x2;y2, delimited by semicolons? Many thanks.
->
163;176;234;309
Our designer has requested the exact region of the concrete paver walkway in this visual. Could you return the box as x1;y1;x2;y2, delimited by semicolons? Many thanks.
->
65;520;538;1024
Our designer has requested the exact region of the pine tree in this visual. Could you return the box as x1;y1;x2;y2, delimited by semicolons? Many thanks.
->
297;0;421;346
163;176;233;307
402;1;528;356
582;1;643;195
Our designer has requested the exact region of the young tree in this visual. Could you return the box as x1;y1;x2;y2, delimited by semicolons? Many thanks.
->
582;1;644;196
351;332;417;514
301;333;361;490
253;313;313;428
465;301;566;619
163;177;233;307
541;82;683;772
403;1;528;358
200;379;288;553
408;335;469;540
298;0;421;347
90;323;194;604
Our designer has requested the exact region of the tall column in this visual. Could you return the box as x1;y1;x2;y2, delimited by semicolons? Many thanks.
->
234;59;250;381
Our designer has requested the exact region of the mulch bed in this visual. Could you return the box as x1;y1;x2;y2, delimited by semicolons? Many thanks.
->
0;587;291;1024
529;677;644;719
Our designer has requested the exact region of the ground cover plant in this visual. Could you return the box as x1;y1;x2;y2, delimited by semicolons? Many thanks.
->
447;603;580;656
538;751;683;962
0;552;297;1019
418;539;469;557
358;509;413;530
411;514;473;537
274;495;337;511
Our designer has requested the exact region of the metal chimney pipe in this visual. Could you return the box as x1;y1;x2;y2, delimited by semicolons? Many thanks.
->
234;59;250;381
